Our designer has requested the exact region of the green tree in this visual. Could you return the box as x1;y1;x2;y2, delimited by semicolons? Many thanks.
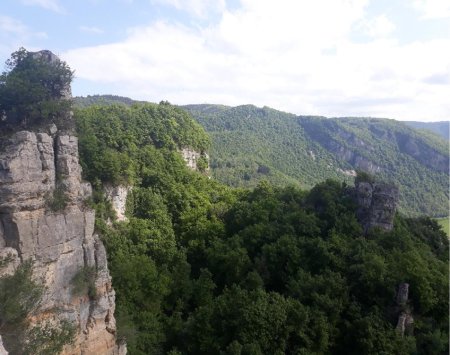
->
0;47;73;132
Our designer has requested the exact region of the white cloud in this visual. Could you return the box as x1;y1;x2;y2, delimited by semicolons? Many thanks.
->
152;0;226;18
21;0;65;13
360;14;396;38
63;0;450;121
80;26;104;34
0;15;28;35
0;15;47;60
0;15;47;38
412;0;450;19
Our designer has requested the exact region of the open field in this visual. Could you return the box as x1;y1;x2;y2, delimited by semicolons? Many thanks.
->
435;217;449;237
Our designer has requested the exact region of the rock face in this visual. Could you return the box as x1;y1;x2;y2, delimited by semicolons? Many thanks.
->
395;282;414;336
326;140;381;174
0;336;7;355
0;129;125;354
103;184;131;222
180;147;209;172
301;120;381;175
355;180;399;234
396;282;409;306
396;132;448;173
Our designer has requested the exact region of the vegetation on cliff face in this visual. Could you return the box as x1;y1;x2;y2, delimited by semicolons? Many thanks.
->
0;261;75;354
75;103;449;355
183;104;449;217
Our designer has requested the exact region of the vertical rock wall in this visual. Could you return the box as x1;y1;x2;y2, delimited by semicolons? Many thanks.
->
0;336;7;355
103;185;131;222
180;147;209;172
395;282;414;336
0;129;125;354
355;180;399;234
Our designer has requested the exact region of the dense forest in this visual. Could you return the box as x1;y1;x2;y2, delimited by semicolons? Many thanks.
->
75;103;449;355
74;94;147;108
74;96;449;217
183;104;449;217
74;95;448;142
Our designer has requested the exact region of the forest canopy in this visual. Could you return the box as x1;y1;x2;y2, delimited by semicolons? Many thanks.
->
75;103;449;355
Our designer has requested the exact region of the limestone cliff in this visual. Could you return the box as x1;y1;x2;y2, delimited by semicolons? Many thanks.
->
0;49;125;354
103;184;131;223
0;129;125;354
0;336;7;355
395;132;448;173
395;282;414;336
355;180;399;234
180;147;209;172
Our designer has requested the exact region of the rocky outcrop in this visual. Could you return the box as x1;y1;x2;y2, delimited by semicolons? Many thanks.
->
326;140;381;174
337;168;357;177
395;132;448;173
103;184;131;222
180;147;209;172
395;282;414;336
0;129;124;354
300;120;381;174
396;312;414;336
0;336;7;355
355;180;399;234
396;282;409;306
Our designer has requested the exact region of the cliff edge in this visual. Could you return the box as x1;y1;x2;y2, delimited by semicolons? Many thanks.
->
0;128;125;354
0;50;125;354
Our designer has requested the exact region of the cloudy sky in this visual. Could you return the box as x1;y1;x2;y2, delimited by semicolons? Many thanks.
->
1;0;449;121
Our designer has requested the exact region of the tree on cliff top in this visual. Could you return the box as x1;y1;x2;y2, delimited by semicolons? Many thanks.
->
0;47;74;132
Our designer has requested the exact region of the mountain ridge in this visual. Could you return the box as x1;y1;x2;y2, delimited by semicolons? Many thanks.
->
73;96;449;217
183;103;449;217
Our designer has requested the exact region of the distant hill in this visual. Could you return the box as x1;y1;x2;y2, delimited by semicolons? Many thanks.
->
404;121;449;140
73;96;448;217
74;94;146;108
183;104;449;217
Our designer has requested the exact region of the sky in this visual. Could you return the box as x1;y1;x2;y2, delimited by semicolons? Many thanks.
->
1;0;449;121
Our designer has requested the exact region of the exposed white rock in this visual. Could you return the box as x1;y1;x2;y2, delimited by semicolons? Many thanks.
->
180;147;209;172
337;168;357;177
0;336;8;355
0;131;55;213
104;185;131;222
181;147;200;170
